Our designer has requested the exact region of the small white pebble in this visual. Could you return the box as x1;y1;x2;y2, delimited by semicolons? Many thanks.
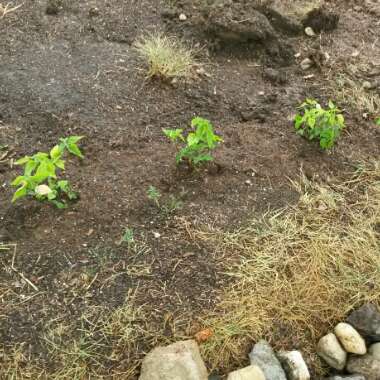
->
305;26;316;36
179;13;187;21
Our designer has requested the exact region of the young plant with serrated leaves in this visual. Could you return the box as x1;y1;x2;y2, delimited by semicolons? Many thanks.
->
11;136;84;208
163;117;222;167
294;99;345;150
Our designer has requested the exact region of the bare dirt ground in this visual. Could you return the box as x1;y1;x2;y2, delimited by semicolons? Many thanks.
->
0;0;379;378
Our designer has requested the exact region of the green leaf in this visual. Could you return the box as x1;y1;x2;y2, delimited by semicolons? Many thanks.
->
67;143;83;158
11;176;27;186
12;182;27;202
15;156;31;165
66;136;84;144
24;160;38;176
55;159;65;170
50;145;62;160
376;118;380;126
187;133;199;147
163;128;184;142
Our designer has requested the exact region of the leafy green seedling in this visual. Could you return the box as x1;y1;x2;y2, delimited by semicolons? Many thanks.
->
11;136;84;208
163;194;183;214
376;118;380;126
163;117;222;166
147;185;183;216
121;228;135;250
147;185;161;208
294;99;345;149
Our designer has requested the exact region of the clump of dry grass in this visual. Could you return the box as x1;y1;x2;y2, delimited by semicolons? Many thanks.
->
134;33;198;79
197;162;380;375
334;74;380;115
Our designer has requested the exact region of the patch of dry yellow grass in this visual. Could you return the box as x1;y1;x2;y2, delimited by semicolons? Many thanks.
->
134;33;198;79
197;162;380;375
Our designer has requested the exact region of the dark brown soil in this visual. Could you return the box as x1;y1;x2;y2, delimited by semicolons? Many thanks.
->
0;0;379;378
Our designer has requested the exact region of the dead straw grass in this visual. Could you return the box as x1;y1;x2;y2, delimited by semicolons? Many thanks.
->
134;33;198;79
197;162;380;375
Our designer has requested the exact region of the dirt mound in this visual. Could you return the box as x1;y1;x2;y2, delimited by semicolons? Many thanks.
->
168;0;339;63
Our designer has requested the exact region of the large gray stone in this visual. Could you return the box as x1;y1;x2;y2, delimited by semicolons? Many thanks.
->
249;340;287;380
139;340;208;380
346;354;380;380
316;333;347;370
277;350;310;380
347;303;380;342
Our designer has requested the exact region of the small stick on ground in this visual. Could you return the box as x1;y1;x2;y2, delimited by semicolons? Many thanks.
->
0;2;22;18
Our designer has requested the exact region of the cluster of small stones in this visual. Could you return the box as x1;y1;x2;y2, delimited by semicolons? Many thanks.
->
138;304;380;379
317;303;380;380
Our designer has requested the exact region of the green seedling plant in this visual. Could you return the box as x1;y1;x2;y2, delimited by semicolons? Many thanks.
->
294;99;345;149
147;185;161;208
147;185;183;216
163;117;222;166
121;227;135;250
11;136;84;208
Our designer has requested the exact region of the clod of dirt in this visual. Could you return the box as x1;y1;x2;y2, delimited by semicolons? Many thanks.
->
263;68;287;85
45;0;61;15
173;0;338;64
258;0;339;34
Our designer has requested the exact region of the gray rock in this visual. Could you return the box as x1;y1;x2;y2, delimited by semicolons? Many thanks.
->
249;340;287;380
369;342;380;360
346;354;380;380
347;303;380;342
227;365;266;380
334;323;367;355
326;376;366;380
317;333;347;370
277;350;310;380
139;340;208;380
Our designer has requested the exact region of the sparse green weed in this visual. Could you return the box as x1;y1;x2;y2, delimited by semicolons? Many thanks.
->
294;99;345;149
11;136;84;208
147;185;183;215
164;117;222;166
147;185;161;208
121;227;135;250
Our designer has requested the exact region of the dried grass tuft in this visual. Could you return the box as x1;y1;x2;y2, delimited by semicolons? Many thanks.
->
134;33;198;79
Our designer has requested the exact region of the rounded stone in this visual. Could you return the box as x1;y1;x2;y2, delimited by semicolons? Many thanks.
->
227;365;266;380
317;333;347;370
369;342;380;360
277;350;310;380
334;323;367;355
